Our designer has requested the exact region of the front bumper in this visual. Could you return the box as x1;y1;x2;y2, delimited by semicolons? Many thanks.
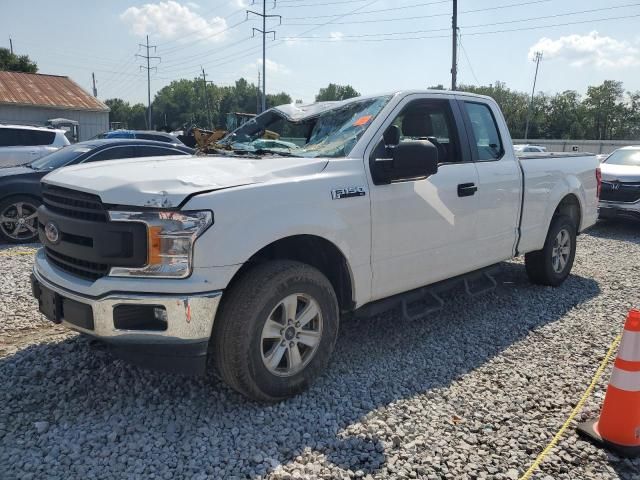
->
599;200;640;221
30;266;222;374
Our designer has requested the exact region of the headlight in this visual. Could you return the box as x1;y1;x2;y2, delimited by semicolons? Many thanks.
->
108;210;213;278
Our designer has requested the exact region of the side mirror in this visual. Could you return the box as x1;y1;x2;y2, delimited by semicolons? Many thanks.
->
373;140;438;183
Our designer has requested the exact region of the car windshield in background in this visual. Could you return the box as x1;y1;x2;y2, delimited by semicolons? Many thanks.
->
222;96;391;158
30;145;92;170
605;150;640;167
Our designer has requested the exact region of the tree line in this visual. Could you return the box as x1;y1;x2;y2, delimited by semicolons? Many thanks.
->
2;48;638;140
430;80;640;140
105;79;361;131
109;77;640;141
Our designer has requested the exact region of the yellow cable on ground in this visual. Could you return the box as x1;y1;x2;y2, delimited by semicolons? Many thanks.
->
0;250;38;256
519;333;622;480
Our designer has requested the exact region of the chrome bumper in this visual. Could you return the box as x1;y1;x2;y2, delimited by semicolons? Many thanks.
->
599;200;640;220
31;266;222;344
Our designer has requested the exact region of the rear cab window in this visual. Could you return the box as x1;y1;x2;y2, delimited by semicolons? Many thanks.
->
463;102;504;161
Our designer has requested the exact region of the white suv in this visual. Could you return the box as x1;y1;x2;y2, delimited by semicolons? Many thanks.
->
0;125;70;167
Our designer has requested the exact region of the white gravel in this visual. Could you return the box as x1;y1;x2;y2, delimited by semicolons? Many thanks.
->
1;221;640;479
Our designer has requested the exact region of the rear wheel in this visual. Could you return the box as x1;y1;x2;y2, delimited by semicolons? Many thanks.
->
525;214;576;286
0;196;40;243
212;260;339;402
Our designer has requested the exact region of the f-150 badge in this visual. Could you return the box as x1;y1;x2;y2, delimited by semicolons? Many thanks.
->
331;186;366;200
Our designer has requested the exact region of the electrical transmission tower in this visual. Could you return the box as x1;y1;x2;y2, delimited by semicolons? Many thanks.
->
524;51;543;140
136;35;161;129
247;1;281;113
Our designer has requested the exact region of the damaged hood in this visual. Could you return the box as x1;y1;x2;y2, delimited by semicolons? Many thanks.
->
42;154;328;207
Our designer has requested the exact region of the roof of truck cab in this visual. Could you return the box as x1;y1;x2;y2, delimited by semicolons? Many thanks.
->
274;90;492;120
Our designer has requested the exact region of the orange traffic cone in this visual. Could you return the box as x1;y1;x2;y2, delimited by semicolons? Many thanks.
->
578;309;640;457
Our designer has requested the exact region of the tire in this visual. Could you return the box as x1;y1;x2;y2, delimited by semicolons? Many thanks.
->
525;214;577;286
212;260;339;402
0;195;41;244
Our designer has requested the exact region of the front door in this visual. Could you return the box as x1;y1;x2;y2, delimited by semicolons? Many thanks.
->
367;96;481;301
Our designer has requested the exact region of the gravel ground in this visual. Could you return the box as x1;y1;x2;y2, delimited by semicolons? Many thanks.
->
1;221;640;480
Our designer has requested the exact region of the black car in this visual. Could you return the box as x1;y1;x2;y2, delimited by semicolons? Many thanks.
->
0;139;194;243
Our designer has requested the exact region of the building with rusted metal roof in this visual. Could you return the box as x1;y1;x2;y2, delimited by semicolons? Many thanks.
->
0;72;109;141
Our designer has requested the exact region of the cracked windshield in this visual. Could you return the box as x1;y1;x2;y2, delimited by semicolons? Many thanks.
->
222;96;390;158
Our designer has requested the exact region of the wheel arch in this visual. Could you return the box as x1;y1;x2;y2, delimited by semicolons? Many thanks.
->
225;234;356;313
552;193;582;231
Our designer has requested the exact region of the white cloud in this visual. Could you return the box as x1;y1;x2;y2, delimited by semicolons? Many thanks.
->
329;31;344;42
529;31;639;68
246;58;291;75
121;1;228;43
234;0;250;7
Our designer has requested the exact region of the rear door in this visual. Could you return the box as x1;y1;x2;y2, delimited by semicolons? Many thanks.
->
458;99;522;263
366;95;480;300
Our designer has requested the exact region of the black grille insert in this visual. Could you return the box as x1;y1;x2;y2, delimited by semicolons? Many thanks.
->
42;185;107;222
600;181;640;203
45;247;109;281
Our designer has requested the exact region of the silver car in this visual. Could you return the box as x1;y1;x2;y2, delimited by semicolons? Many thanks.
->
598;146;640;221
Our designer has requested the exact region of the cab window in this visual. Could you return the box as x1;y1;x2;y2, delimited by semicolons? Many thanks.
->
386;100;461;164
464;102;504;161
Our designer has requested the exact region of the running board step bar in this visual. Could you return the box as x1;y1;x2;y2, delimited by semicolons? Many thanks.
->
354;264;500;321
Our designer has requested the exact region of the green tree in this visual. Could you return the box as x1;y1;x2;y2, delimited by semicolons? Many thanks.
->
104;98;148;130
315;83;360;102
267;92;292;109
0;47;38;73
583;80;625;140
459;82;530;138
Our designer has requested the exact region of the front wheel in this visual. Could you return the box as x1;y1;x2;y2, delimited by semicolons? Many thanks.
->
212;260;339;402
0;196;40;243
525;215;577;286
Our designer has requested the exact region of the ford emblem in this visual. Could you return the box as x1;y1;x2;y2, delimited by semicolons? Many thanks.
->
44;221;60;244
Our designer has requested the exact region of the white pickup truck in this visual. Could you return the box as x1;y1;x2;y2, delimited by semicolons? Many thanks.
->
30;91;601;401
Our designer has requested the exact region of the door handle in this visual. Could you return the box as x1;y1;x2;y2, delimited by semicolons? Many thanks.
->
457;183;477;197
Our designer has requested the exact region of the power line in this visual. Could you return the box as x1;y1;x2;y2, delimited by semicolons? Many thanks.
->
155;1;242;48
277;0;369;7
459;38;480;85
283;2;640;39
281;11;640;42
283;0;550;24
284;0;450;19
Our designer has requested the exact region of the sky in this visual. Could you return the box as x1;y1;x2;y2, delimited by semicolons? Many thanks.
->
2;0;640;106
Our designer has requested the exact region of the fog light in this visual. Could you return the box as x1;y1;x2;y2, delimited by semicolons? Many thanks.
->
154;307;168;323
113;305;168;331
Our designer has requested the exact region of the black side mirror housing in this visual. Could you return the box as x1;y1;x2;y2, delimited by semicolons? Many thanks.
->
372;140;438;184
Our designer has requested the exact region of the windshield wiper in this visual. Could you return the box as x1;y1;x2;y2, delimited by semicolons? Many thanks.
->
252;148;297;157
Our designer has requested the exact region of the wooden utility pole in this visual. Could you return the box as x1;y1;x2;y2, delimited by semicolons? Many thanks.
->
451;0;458;91
9;37;13;55
92;72;97;97
201;67;212;129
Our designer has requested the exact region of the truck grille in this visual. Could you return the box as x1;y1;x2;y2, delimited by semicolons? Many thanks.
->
39;185;148;281
600;181;640;203
45;247;110;281
42;185;108;222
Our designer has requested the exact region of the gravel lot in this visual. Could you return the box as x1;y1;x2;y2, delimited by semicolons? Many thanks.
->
1;221;640;480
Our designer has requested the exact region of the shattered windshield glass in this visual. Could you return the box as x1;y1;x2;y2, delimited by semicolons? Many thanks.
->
221;96;391;158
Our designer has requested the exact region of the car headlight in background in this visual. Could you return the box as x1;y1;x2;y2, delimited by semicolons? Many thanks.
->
108;210;213;278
